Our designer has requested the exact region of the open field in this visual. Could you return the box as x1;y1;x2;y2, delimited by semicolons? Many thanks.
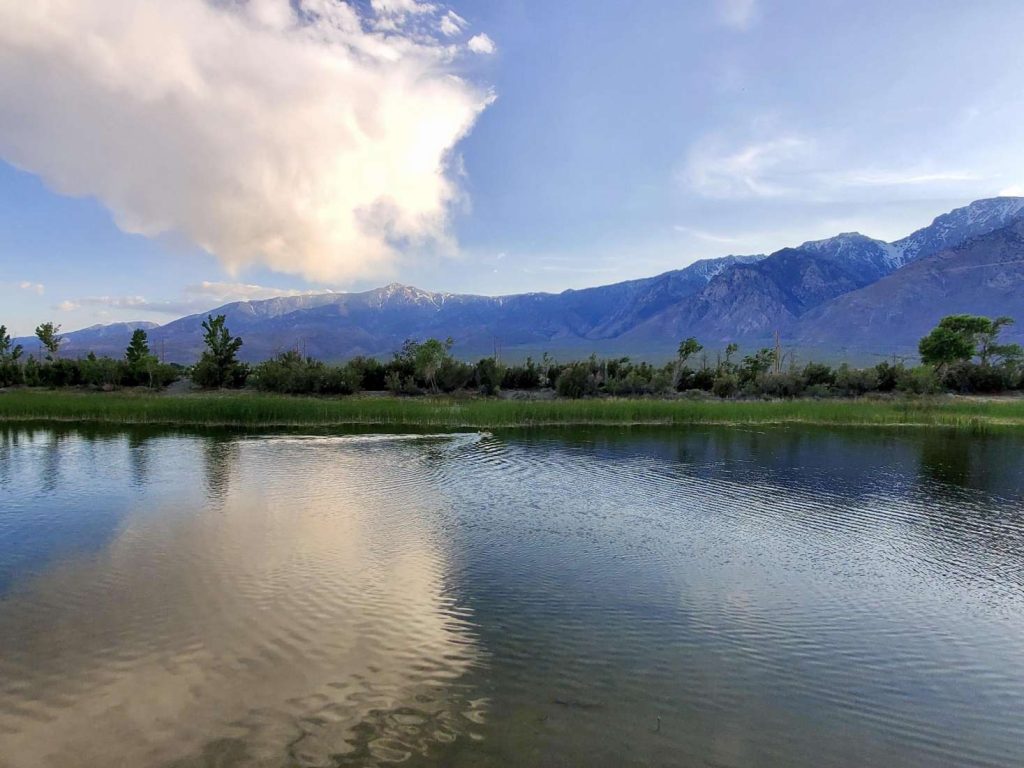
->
1;390;1023;431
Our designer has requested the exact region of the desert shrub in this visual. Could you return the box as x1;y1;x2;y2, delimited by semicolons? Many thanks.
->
437;358;474;393
712;374;738;399
555;363;596;399
833;363;878;396
802;362;836;389
502;359;542;390
340;356;384;391
896;365;941;395
760;372;804;398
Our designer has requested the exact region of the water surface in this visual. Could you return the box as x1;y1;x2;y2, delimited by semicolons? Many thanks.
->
1;425;1023;767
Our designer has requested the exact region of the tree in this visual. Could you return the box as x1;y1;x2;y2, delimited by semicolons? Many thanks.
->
677;337;703;364
35;322;62;360
125;328;152;366
0;325;23;387
413;337;454;392
125;328;158;386
0;325;22;362
740;348;776;384
192;314;245;388
475;357;502;396
918;325;975;368
918;315;1015;368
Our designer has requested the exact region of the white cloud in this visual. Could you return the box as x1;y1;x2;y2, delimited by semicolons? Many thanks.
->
716;0;758;30
18;281;45;295
672;226;742;245
843;170;980;186
439;10;467;37
0;1;494;284
684;130;991;202
185;280;330;303
55;281;330;317
684;135;812;199
467;33;496;55
999;184;1024;196
371;0;436;16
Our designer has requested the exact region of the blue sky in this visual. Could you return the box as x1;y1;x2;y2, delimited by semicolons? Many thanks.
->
2;0;1024;336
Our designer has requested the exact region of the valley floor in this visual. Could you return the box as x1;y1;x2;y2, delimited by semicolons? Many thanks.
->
1;390;1023;431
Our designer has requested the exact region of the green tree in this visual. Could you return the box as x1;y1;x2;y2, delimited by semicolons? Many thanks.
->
413;337;454;392
124;328;159;386
677;337;703;364
0;324;23;387
125;328;152;366
475;357;502;396
193;315;245;388
917;315;1015;369
918;325;975;368
0;325;22;362
35;322;62;360
740;348;776;383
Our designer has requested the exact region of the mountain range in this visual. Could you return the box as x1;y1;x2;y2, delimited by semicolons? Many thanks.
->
17;197;1024;364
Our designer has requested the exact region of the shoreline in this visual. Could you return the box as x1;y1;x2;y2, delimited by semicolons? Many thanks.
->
2;390;1023;431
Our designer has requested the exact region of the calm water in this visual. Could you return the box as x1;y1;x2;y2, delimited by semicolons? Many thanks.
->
1;425;1023;768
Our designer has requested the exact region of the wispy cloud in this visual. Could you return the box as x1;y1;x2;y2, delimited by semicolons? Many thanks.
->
684;135;812;199
18;281;44;295
0;0;495;284
715;0;758;30
672;226;742;245
439;10;467;37
56;281;329;317
684;129;991;202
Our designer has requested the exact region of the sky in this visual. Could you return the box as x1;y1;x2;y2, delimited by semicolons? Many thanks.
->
2;0;1024;336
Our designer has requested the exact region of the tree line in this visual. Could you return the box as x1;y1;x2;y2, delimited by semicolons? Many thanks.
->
1;313;1022;398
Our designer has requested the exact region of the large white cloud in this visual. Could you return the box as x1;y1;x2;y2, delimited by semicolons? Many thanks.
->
0;0;494;282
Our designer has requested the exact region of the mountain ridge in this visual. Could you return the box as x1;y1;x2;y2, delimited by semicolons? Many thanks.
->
15;197;1024;363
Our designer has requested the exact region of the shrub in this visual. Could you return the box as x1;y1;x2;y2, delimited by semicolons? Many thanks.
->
712;374;738;399
475;357;502;396
555;364;596;399
502;359;541;390
896;365;941;395
347;356;387;391
833;363;878;396
803;362;836;389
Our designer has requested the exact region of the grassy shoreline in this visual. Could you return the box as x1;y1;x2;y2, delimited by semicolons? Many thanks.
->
1;389;1023;431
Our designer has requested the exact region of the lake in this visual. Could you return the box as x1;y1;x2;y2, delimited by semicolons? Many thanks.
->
1;425;1023;767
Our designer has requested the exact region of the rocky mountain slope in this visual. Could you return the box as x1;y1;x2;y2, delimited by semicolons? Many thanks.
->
16;197;1024;363
794;218;1024;355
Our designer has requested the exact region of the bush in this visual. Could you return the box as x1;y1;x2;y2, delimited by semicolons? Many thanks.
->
474;358;502;396
437;358;474;393
803;362;836;389
502;359;541;390
833;363;878;397
943;362;1011;394
192;358;249;389
0;361;24;387
760;372;804;398
252;351;359;395
555;364;596;399
347;356;387;391
873;361;901;393
712;374;738;399
896;365;941;395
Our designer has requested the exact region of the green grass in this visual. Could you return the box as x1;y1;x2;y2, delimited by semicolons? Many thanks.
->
1;389;1023;431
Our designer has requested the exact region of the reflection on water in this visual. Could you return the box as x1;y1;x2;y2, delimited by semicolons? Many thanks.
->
0;431;484;767
1;425;1023;767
